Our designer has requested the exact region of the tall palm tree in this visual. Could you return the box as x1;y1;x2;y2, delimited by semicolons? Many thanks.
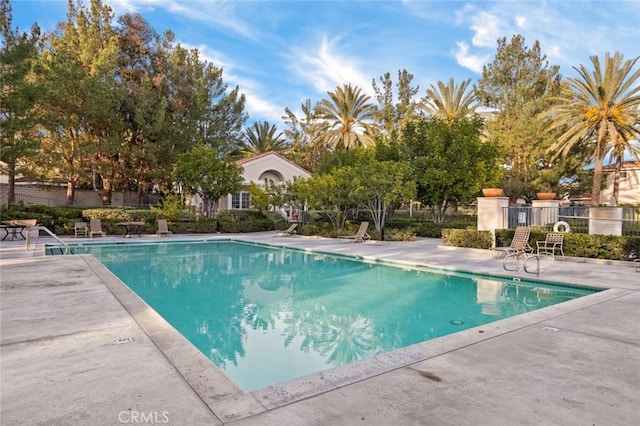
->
314;83;377;150
545;52;640;206
422;78;478;122
240;121;288;157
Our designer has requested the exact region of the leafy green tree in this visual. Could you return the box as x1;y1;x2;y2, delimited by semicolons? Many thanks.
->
402;116;500;223
475;35;561;201
174;144;243;218
248;182;269;211
352;159;415;238
0;0;41;205
35;0;120;204
422;78;477;122
372;69;420;140
240;121;288;157
115;14;247;202
545;52;640;205
296;170;358;231
314;84;378;150
282;100;330;172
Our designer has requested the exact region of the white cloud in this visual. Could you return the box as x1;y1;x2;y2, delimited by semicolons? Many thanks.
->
470;11;504;48
108;0;256;40
289;35;374;96
454;41;488;74
183;43;284;124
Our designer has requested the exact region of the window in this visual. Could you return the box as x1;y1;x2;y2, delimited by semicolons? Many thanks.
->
231;191;250;209
620;171;628;180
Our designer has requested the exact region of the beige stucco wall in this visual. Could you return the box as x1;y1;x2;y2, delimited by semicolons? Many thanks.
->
599;167;640;205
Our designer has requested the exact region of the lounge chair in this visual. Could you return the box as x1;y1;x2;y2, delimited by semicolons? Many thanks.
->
156;219;173;237
74;221;88;238
495;226;532;257
536;233;564;260
340;221;371;243
274;223;297;236
89;218;106;238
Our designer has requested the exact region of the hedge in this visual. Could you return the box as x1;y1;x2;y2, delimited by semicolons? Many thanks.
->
443;228;640;261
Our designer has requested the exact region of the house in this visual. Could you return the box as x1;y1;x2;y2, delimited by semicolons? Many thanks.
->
205;152;311;216
599;160;640;205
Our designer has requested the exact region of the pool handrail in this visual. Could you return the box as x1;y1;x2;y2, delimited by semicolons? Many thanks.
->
26;225;73;255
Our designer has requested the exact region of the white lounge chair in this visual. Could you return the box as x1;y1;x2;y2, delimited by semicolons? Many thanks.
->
74;221;88;238
340;222;371;243
156;219;173;237
536;233;564;260
89;218;106;238
495;226;532;257
274;223;297;236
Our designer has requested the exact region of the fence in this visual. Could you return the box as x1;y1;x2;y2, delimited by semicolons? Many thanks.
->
502;205;640;237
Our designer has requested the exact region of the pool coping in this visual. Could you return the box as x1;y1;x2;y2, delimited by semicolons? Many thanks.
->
76;237;628;422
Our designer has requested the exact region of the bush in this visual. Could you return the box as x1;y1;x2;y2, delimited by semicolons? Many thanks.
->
149;194;196;222
491;228;640;261
441;228;493;249
0;204;87;235
384;227;416;241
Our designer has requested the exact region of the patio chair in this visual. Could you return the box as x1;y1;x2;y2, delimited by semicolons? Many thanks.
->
89;218;106;238
339;221;371;243
74;221;88;238
273;223;297;236
495;226;532;257
156;219;173;237
536;233;565;260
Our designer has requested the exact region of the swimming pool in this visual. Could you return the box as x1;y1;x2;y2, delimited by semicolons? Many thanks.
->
48;240;598;391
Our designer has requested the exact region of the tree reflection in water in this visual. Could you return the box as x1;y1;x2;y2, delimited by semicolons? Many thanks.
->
283;305;377;365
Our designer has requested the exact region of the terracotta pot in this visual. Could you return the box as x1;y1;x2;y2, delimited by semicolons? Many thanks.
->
536;192;556;200
482;188;504;197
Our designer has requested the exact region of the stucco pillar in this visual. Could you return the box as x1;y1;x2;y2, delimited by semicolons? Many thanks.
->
531;200;560;226
477;196;509;231
589;207;622;236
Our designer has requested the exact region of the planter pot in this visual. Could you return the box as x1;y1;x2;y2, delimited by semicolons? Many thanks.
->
536;192;556;200
482;188;504;197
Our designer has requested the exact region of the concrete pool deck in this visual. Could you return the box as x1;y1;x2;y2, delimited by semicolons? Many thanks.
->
1;232;638;425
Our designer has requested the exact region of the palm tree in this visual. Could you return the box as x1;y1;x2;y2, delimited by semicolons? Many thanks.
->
240;121;288;157
314;83;377;150
422;78;478;122
545;52;640;206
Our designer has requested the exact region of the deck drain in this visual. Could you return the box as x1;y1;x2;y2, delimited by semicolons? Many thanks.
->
542;326;559;332
116;337;135;345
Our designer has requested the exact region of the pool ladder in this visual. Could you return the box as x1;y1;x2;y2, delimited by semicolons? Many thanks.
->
25;226;73;255
503;252;540;276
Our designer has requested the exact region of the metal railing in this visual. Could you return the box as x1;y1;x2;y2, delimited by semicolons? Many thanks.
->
502;206;640;236
25;225;73;255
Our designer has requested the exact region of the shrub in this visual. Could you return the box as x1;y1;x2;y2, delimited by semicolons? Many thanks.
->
149;194;195;222
441;229;493;249
384;227;416;241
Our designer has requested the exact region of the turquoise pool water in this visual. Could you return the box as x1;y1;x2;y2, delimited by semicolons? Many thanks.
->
49;240;598;390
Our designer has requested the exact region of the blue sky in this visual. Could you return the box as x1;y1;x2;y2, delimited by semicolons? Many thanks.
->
11;0;640;128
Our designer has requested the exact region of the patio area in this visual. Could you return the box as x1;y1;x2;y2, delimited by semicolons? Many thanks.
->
1;233;638;425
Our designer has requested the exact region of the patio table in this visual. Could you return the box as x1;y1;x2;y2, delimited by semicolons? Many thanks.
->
1;221;27;241
116;221;144;238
